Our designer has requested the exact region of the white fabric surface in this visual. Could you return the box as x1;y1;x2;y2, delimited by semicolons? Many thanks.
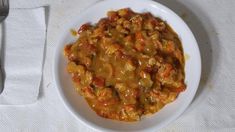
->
0;0;234;131
0;8;46;105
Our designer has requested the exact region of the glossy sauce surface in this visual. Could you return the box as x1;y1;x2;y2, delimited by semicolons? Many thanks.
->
64;8;185;121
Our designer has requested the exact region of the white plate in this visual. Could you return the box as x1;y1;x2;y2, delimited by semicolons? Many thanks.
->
53;0;201;131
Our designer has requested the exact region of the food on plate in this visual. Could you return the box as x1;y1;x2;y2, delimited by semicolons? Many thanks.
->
63;8;185;121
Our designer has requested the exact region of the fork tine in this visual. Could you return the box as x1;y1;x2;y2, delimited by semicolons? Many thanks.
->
0;0;9;21
3;0;9;7
0;0;3;7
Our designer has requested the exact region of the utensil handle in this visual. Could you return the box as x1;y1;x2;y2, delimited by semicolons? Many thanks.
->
0;23;5;94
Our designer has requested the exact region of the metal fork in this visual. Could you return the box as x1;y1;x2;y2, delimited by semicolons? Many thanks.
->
0;0;9;93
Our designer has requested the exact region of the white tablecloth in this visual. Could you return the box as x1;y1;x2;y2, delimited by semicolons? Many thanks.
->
1;0;234;131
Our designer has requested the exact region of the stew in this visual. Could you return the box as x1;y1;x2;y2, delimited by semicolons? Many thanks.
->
64;8;185;121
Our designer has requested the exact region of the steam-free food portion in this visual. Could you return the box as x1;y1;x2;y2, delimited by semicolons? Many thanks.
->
64;8;186;121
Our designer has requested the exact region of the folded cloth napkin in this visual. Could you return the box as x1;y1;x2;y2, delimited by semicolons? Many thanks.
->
0;7;46;105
